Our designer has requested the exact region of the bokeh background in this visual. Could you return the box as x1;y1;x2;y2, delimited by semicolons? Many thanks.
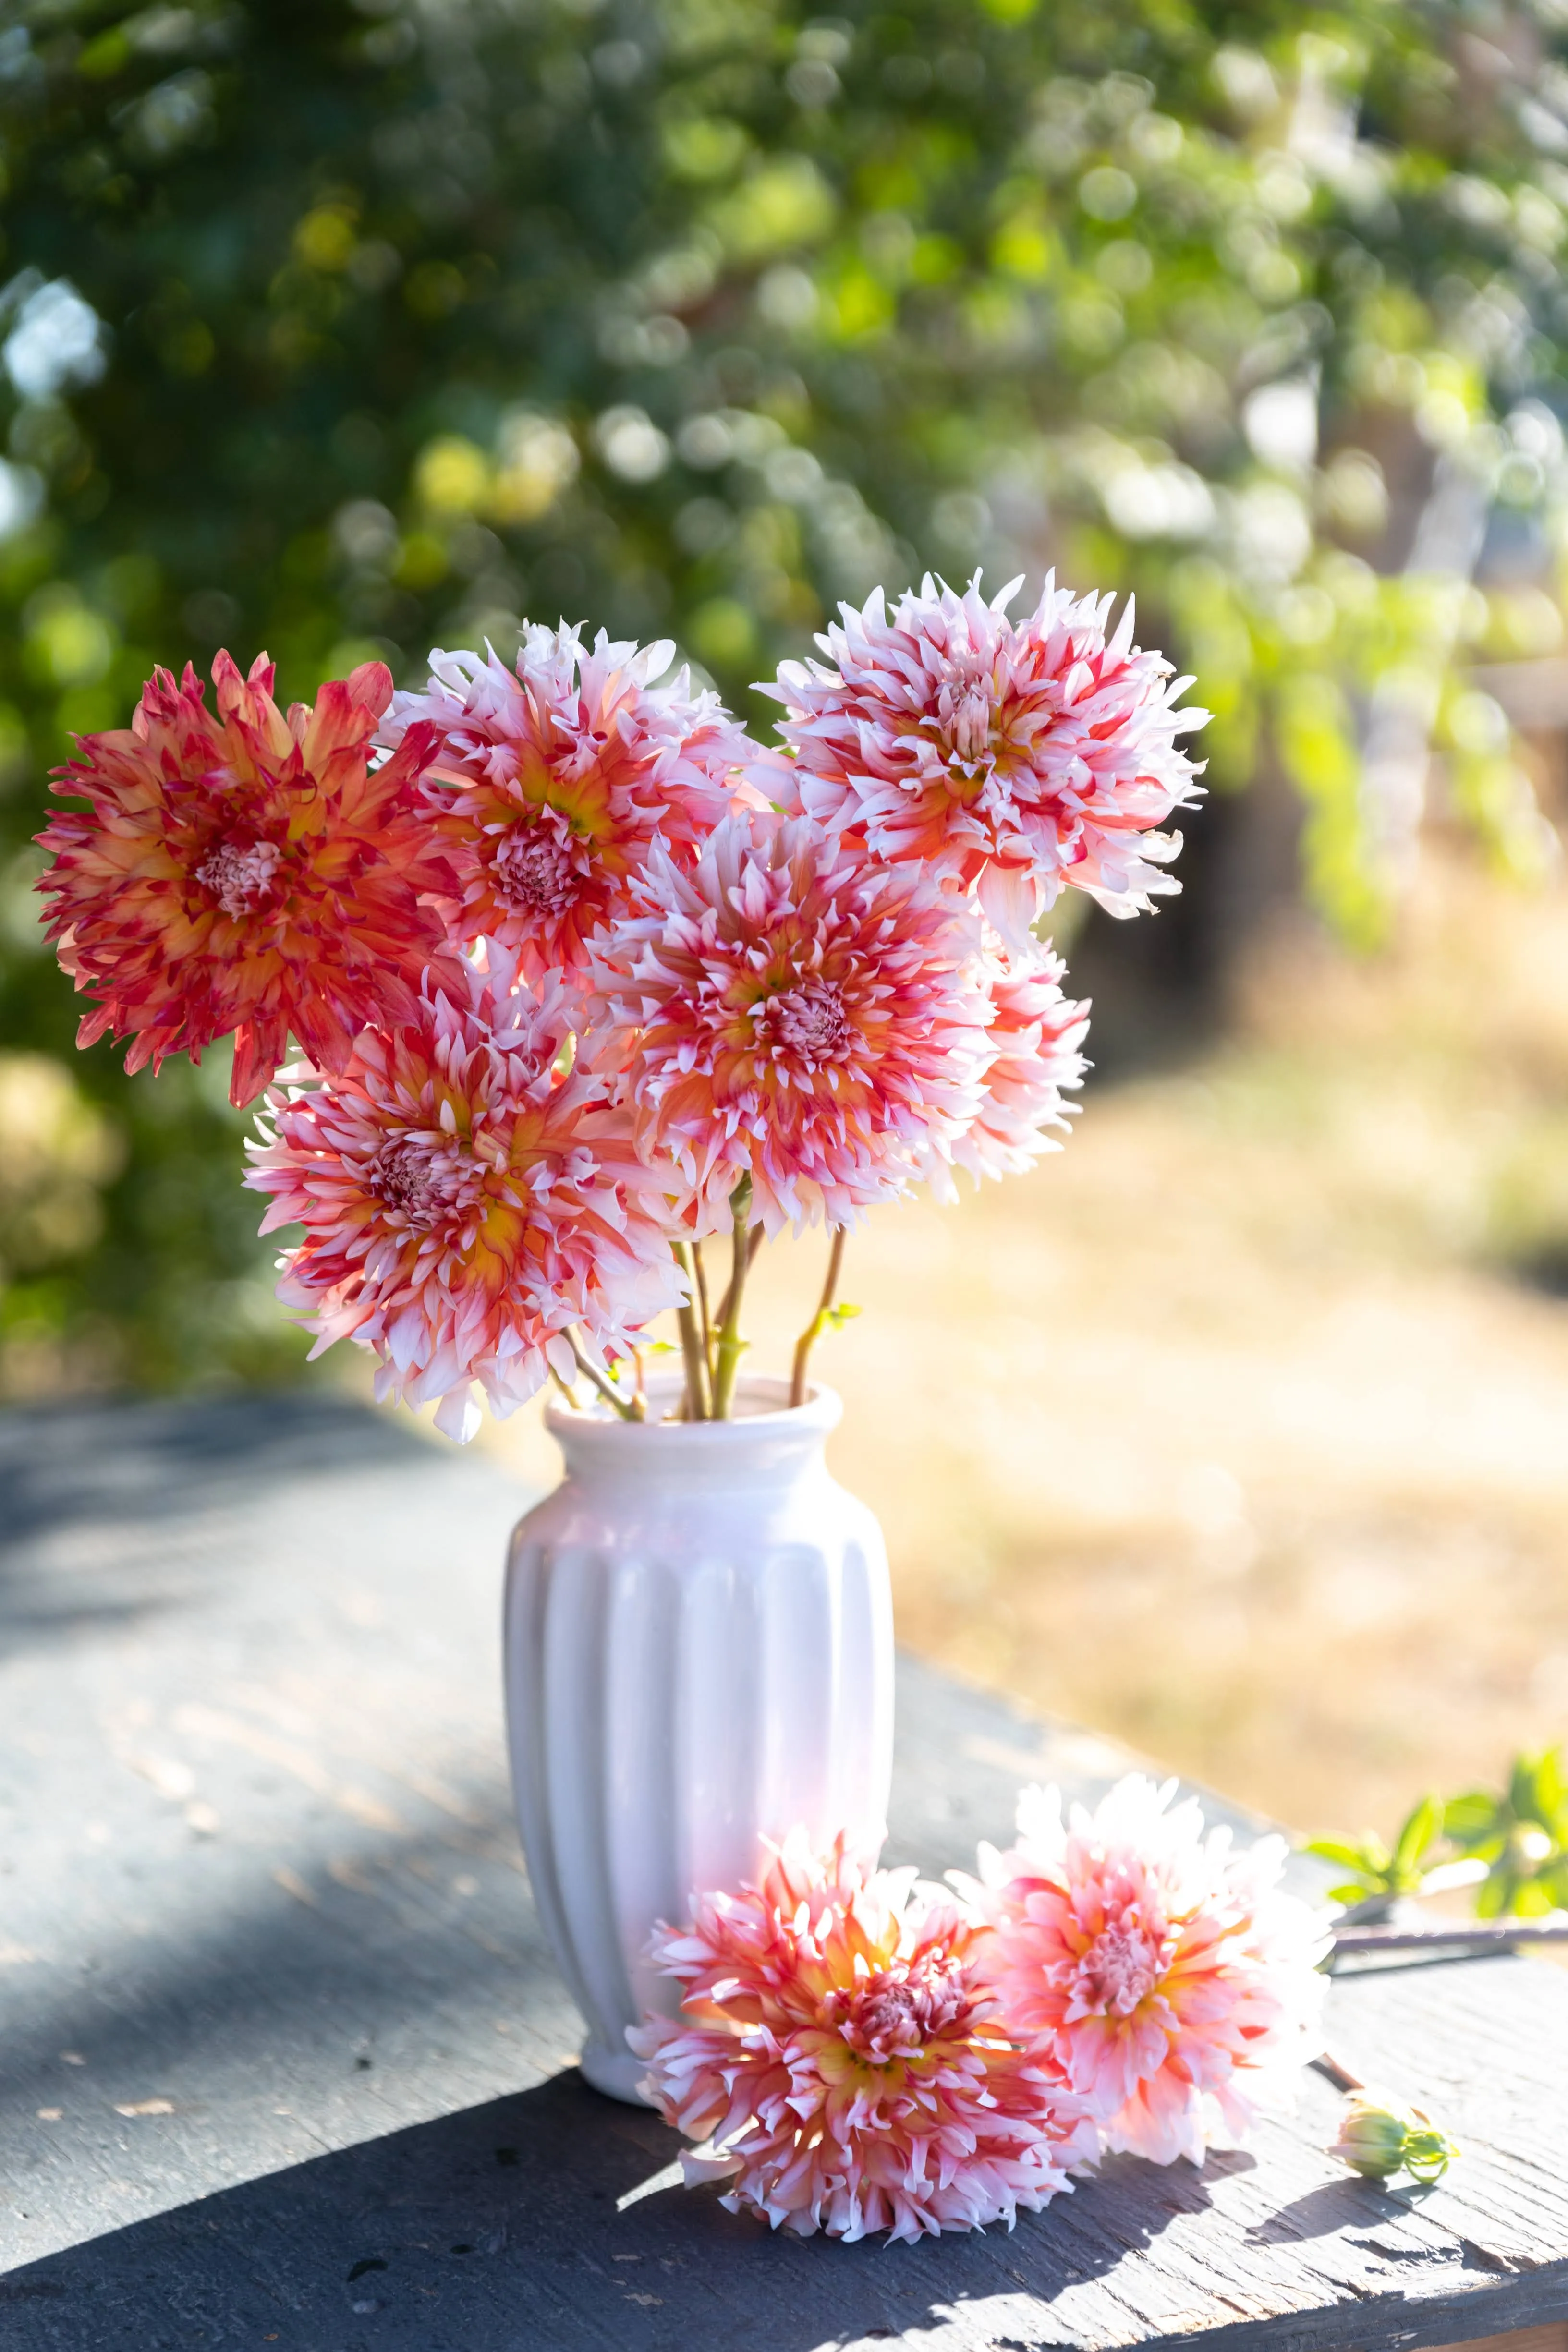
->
5;0;1568;1840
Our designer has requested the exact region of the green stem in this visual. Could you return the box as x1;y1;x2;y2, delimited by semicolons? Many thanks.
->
710;1179;754;1420
670;1242;711;1420
568;1331;642;1421
713;1223;763;1337
790;1225;846;1409
693;1240;715;1381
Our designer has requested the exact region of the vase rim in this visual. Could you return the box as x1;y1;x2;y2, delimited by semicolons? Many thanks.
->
544;1371;841;1447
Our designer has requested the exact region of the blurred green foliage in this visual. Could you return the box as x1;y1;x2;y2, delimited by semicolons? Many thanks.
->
1310;1747;1568;1918
1306;1789;1446;1904
3;0;1568;1389
1446;1744;1568;1916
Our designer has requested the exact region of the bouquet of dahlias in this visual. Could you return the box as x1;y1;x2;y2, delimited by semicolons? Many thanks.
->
36;575;1204;1439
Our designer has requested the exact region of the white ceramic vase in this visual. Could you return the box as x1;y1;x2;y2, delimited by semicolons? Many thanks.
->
502;1373;893;2104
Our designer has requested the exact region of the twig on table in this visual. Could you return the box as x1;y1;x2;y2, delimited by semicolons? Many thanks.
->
1313;2050;1365;2094
1331;1918;1568;1958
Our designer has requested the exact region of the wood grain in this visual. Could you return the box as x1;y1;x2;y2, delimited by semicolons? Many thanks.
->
2;1394;1566;2351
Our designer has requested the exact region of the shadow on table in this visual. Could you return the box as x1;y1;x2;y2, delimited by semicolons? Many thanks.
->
0;2069;1210;2352
0;1391;429;1555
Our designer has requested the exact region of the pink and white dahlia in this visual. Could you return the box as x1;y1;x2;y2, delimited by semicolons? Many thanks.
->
630;1829;1097;2243
586;811;991;1236
921;941;1089;1200
382;624;759;983
244;952;681;1442
36;653;454;1105
969;1778;1329;2168
763;573;1207;946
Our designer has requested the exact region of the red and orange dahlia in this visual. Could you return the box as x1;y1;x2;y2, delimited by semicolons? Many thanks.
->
36;652;456;1106
587;812;991;1236
383;625;759;984
245;953;681;1441
631;1829;1096;2242
765;573;1207;946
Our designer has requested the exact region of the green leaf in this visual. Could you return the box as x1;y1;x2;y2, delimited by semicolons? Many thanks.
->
1535;1746;1568;1835
1393;1793;1445;1874
1475;1872;1512;1919
1509;1751;1545;1826
1303;1838;1377;1872
1444;1792;1503;1848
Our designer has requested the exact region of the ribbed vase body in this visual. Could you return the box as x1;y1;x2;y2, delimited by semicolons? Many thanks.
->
502;1376;893;2104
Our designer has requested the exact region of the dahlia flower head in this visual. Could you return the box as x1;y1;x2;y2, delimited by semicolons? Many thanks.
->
588;809;1089;1235
763;572;1207;948
966;1777;1330;2168
381;623;761;985
585;808;1036;1238
36;651;453;1106
244;947;681;1442
630;1829;1097;2243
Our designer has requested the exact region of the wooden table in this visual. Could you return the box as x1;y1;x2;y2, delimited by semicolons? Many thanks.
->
2;1394;1566;2352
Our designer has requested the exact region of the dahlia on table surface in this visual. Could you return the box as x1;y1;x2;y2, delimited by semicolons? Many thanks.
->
629;1828;1098;2242
964;1775;1330;2167
34;571;1204;1431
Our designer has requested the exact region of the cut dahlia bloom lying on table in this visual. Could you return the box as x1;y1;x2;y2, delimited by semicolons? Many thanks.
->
35;572;1205;1432
632;1782;1330;2240
628;1827;1101;2244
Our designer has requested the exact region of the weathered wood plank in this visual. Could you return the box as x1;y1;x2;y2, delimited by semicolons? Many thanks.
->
2;1395;1566;2351
1442;2331;1568;2352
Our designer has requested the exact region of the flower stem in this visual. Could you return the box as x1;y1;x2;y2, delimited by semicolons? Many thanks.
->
693;1240;715;1379
790;1226;846;1408
568;1332;643;1421
713;1223;764;1336
670;1242;711;1421
710;1179;754;1420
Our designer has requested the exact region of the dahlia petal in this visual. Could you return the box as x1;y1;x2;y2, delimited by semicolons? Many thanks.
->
974;861;1039;952
433;1385;483;1444
346;659;395;718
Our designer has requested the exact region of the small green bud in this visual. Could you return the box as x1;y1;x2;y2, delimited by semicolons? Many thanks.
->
1330;2092;1460;2184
